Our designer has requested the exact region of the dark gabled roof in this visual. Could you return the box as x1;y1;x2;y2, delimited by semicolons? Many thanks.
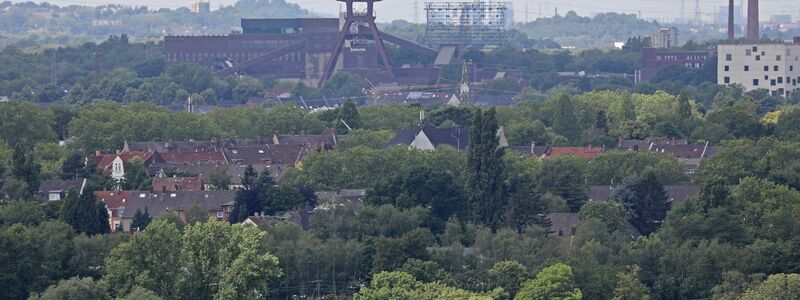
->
315;189;366;202
547;212;642;238
39;179;84;197
125;140;221;153
650;144;711;159
271;133;347;147
117;190;237;218
150;163;276;184
588;185;700;204
224;144;308;166
617;138;688;151
547;213;579;236
507;145;550;157
244;209;315;230
386;126;470;150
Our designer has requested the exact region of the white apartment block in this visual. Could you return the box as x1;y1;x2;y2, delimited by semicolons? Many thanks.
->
718;43;800;97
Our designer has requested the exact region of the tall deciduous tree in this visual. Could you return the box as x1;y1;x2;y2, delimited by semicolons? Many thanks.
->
103;219;281;299
29;277;110;300
468;108;505;228
612;265;650;300
551;92;580;143
488;260;529;297
516;263;583;300
11;146;40;197
740;273;800;299
620;91;636;123
612;172;670;235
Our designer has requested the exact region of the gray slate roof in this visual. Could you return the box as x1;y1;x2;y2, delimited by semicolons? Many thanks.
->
120;190;237;218
386;126;470;150
588;185;700;204
38;179;84;199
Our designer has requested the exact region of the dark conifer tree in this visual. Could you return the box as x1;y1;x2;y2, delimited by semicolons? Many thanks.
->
551;92;579;143
11;146;40;197
336;99;361;132
468;108;505;228
131;207;152;231
613;171;670;235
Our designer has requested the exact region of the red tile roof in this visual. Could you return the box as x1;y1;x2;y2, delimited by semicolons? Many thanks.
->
94;191;134;210
547;147;605;159
88;152;155;171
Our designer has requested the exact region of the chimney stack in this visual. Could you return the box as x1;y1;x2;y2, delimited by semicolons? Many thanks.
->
727;0;734;41
747;0;759;41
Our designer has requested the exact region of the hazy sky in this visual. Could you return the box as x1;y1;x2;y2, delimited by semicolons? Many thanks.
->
33;0;800;24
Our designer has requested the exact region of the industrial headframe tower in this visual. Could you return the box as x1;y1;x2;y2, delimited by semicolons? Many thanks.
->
319;0;395;88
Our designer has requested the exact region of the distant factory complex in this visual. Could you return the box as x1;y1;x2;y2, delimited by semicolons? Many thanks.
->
165;0;520;90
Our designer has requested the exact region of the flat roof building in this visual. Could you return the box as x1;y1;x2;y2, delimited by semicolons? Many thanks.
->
718;42;800;97
640;48;711;81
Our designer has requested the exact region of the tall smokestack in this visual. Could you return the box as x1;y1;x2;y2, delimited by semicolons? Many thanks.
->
747;0;759;41
728;0;734;40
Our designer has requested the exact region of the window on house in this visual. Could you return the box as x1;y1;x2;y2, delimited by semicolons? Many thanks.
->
778;77;783;84
724;77;730;84
771;79;777;86
774;66;779;71
753;79;759;86
216;211;224;218
726;54;732;61
753;46;758;52
724;66;730;71
777;55;782;61
746;49;752;56
756;56;761;61
745;65;750;71
764;66;769;71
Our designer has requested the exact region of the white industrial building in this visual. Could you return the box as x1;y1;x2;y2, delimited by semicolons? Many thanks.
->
718;42;800;97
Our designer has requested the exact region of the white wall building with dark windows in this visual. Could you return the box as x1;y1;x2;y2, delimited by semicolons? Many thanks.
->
718;42;800;97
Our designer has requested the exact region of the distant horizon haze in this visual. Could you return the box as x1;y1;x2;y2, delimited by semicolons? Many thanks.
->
14;0;798;24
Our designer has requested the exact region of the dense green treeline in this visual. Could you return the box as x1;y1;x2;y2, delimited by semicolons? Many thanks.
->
0;33;732;105
5;125;800;299
3;80;800;187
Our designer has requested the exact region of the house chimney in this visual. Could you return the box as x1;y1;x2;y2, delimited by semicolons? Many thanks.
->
95;150;102;156
747;0;759;41
727;0;735;41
